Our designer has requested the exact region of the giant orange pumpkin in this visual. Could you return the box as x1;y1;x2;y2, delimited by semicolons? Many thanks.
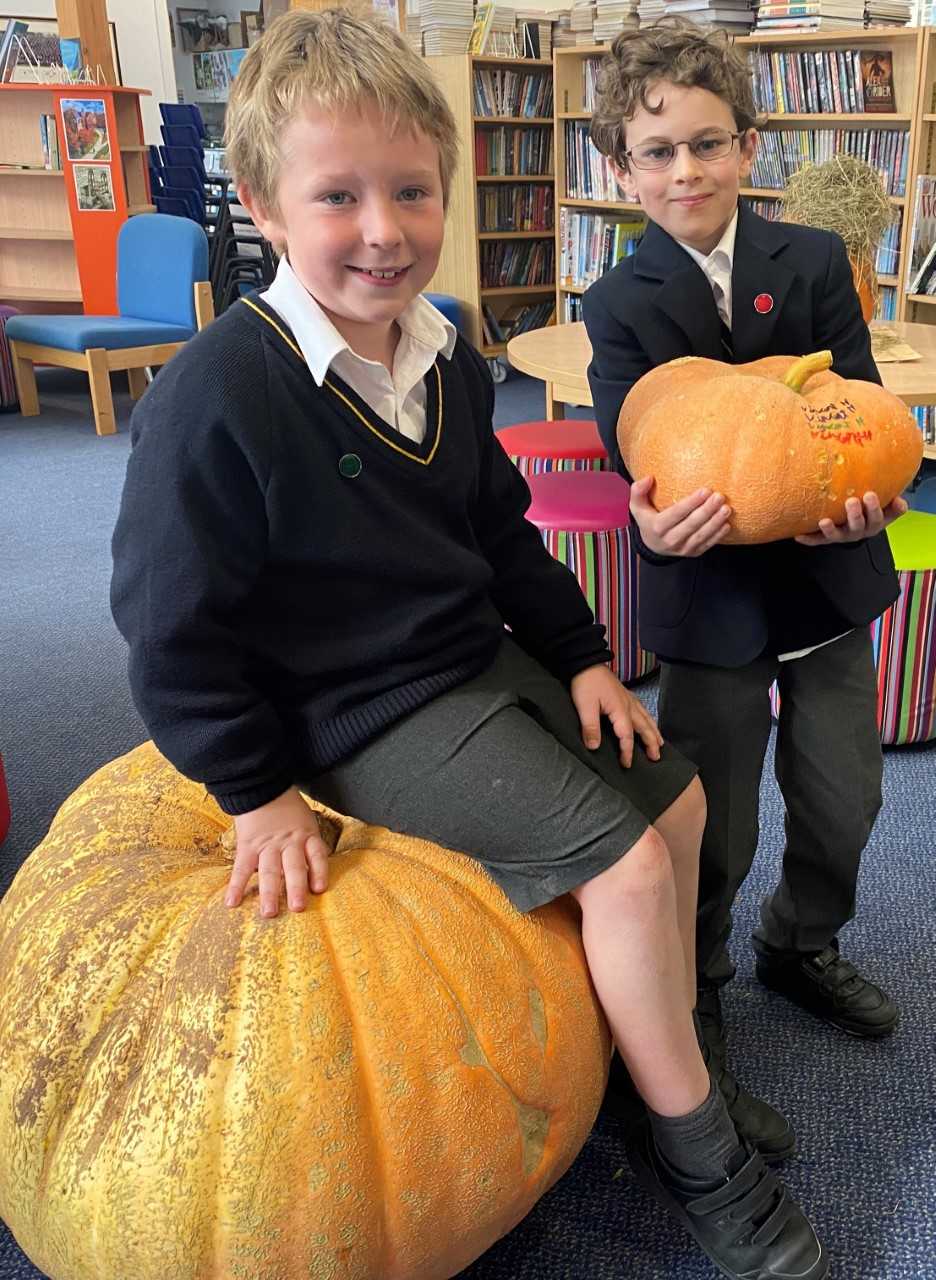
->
617;350;924;544
0;743;610;1280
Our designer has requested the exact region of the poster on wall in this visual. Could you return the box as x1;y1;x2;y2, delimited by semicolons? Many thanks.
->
74;163;115;212
61;98;111;161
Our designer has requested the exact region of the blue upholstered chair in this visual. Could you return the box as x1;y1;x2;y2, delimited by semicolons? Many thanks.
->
7;214;212;437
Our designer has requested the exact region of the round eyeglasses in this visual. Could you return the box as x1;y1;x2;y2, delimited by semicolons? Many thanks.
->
622;128;746;172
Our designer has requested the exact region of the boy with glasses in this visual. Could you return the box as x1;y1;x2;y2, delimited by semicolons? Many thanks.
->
584;14;903;1238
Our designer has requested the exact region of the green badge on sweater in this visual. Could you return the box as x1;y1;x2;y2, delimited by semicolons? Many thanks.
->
338;453;362;478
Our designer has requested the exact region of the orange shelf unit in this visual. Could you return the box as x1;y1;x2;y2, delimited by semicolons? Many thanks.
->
0;83;151;315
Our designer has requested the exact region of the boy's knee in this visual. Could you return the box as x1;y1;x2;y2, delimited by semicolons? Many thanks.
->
659;775;706;835
573;827;673;915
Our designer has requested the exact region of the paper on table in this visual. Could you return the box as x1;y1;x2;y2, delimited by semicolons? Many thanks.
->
869;324;922;363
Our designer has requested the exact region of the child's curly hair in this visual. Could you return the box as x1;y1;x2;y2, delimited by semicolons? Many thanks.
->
589;21;760;168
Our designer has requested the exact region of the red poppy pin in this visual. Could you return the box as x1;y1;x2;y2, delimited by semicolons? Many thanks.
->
754;293;774;315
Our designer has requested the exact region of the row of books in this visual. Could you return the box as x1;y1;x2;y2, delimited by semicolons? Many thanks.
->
754;0;863;32
749;127;908;197
905;173;936;286
750;48;896;115
875;285;898;320
478;181;554;231
481;299;555;345
472;68;553;119
38;113;62;170
876;218;901;275
559;208;645;288
480;238;555;287
562;293;583;321
658;0;754;34
475;125;553;176
564;121;621;202
912;406;936;446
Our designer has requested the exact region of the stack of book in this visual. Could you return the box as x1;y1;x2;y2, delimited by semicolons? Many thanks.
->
565;119;623;200
516;9;553;58
571;0;597;43
752;128;908;195
477;182;554;231
475;125;553;175
864;0;911;27
638;0;667;27
552;12;578;47
487;4;522;56
480;238;555;287
404;0;423;52
421;0;474;54
754;1;864;31
473;64;553;116
663;0;755;33
593;0;640;42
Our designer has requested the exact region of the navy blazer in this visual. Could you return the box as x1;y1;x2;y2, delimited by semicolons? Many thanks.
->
583;202;899;667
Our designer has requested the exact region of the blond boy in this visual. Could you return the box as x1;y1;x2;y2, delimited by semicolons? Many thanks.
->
112;12;827;1278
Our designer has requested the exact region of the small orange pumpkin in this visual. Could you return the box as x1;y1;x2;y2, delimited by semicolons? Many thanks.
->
617;349;923;544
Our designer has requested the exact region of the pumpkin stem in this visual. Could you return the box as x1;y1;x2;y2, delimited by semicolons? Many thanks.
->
782;350;833;392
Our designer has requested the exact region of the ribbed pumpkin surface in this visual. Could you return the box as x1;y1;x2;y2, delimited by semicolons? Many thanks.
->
0;742;610;1280
617;351;924;544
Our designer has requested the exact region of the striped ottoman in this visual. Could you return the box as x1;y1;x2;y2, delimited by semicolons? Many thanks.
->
497;419;609;477
525;470;657;685
872;510;936;745
769;511;936;745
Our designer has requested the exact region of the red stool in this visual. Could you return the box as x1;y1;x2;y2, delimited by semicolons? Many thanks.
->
0;752;10;846
526;471;657;684
496;419;609;477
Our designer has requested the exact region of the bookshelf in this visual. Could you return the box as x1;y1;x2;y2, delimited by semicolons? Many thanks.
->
0;83;152;315
904;26;936;457
737;25;923;325
426;55;556;372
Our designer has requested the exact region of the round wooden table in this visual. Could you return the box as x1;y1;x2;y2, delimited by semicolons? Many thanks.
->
507;320;936;431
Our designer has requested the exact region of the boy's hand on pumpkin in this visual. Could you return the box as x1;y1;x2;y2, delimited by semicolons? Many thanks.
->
794;492;909;547
226;786;331;917
570;664;663;768
629;476;732;557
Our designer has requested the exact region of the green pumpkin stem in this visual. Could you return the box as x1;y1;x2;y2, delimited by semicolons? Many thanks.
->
783;350;833;392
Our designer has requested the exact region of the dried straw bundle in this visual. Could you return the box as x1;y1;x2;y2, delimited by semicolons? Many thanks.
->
779;154;894;311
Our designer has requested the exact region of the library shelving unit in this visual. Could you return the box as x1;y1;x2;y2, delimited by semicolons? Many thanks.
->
426;54;556;371
736;25;924;324
554;45;646;327
903;25;936;460
0;83;153;315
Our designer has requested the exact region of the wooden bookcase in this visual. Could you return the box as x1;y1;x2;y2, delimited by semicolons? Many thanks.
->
737;25;924;322
554;47;645;325
554;28;924;327
0;83;153;315
425;54;556;366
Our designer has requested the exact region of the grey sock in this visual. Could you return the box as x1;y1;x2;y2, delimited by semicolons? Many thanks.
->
648;1079;740;1186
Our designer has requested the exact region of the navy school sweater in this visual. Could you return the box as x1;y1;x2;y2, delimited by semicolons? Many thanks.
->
111;295;613;814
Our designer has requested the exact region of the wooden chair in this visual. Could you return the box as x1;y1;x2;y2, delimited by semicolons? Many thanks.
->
7;214;213;437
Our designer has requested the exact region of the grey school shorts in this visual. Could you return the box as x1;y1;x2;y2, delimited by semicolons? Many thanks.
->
309;637;698;912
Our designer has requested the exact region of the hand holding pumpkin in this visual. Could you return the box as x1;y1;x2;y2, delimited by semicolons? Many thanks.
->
794;490;909;547
617;351;924;545
629;475;733;558
226;785;332;916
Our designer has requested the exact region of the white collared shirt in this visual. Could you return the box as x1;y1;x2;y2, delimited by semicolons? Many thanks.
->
261;256;457;444
676;209;738;328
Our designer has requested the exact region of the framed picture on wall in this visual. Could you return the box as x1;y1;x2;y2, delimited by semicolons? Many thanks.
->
177;8;231;54
61;97;111;161
241;11;262;48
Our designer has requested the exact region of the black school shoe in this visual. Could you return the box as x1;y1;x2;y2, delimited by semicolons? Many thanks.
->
603;1049;796;1165
626;1122;829;1280
754;938;899;1039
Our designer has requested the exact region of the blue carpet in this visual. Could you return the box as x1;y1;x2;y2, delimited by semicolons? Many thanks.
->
0;369;934;1279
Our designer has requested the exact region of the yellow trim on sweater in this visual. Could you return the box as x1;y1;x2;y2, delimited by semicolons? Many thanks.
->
241;295;443;466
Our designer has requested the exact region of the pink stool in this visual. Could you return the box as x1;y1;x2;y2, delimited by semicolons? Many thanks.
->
496;419;609;477
526;471;657;684
0;752;9;846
